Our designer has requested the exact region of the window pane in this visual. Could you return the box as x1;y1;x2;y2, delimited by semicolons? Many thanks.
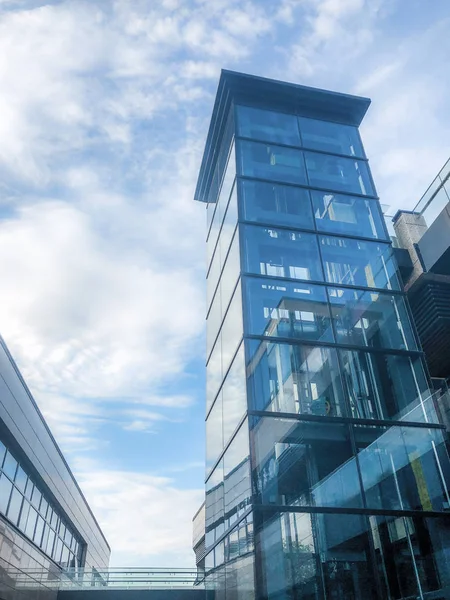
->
242;224;323;282
205;461;224;549
236;105;301;147
237;140;307;185
18;500;30;531
40;497;48;518
340;349;429;421
305;151;374;196
34;515;45;546
355;424;450;512
223;421;251;530
53;536;63;562
256;512;376;600
25;506;38;539
238;179;314;230
320;236;400;290
252;418;361;508
329;287;417;351
0;440;6;467
31;485;42;509
24;478;33;500
222;344;246;446
7;487;23;525
299;117;364;157
46;528;56;556
243;277;334;344
206;334;222;412
207;143;235;245
311;190;386;239
206;393;223;476
61;544;70;568
221;282;243;374
0;474;13;514
15;467;27;493
246;340;345;417
2;451;17;480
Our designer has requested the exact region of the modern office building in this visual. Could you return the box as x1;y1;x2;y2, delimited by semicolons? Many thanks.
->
193;70;450;600
0;335;110;600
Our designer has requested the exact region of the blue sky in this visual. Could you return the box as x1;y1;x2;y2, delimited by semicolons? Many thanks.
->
0;0;449;568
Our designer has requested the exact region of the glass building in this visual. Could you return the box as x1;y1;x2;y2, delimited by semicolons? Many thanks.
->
194;71;450;600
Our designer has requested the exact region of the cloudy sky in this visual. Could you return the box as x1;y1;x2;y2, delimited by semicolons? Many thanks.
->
0;0;449;568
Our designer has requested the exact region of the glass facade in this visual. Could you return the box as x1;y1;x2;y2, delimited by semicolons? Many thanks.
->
0;438;83;570
199;73;450;600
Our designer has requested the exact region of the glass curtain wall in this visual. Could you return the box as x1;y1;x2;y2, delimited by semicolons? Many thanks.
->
230;103;450;600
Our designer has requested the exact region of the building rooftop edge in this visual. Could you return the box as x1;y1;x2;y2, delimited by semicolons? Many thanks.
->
194;69;371;203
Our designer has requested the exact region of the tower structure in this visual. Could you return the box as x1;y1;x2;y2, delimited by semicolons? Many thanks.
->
194;70;450;600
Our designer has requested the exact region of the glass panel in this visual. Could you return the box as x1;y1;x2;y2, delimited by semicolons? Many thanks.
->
320;236;400;290
46;528;56;557
219;228;240;315
7;487;23;525
236;105;301;147
311;190;387;239
15;467;27;493
355;424;450;512
220;184;238;264
252;418;361;508
238;179;314;230
207;283;221;358
207;143;235;249
242;225;323;282
206;393;223;475
34;515;45;546
2;451;17;480
31;485;42;509
222;344;246;446
237;140;307;185
340;349;429;421
61;544;70;568
256;512;376;600
329;287;417;351
0;474;13;514
51;509;58;528
0;440;5;467
25;506;38;539
243;277;334;343
24;478;33;500
207;334;222;412
221;282;243;374
53;537;63;562
225;554;255;600
40;497;48;518
299;117;364;157
223;420;250;529
18;500;30;532
41;523;50;551
305;151;374;196
246;340;345;417
205;461;224;549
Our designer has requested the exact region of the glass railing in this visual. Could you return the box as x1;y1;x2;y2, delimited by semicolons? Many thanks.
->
413;156;450;227
9;567;201;590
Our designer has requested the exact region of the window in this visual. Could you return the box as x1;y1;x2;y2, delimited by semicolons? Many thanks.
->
246;340;345;417
311;190;386;239
3;451;17;480
0;474;12;513
242;224;323;282
222;344;246;446
7;487;22;525
320;236;400;290
305;151;374;196
299;117;364;157
206;392;223;475
236;105;301;147
223;421;251;529
329;287;417;350
238;179;314;230
243;277;334;343
237;140;307;185
340;349;429;421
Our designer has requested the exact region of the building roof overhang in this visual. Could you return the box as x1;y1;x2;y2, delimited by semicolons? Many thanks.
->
194;69;371;203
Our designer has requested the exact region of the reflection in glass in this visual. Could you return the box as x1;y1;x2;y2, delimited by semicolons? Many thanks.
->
0;473;12;513
205;462;224;550
7;487;22;525
237;140;307;185
355;423;450;512
256;512;375;600
224;422;251;530
305;151;374;196
243;277;334;343
252;418;361;508
299;117;364;157
242;225;323;282
311;190;386;239
222;344;246;445
340;349;429;421
206;393;223;475
239;179;314;230
207;144;236;247
236;105;301;147
207;334;222;412
320;236;400;290
329;287;417;351
246;340;344;417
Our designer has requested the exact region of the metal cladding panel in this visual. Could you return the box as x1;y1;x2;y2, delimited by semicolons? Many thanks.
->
194;69;371;203
0;336;110;569
418;202;450;275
